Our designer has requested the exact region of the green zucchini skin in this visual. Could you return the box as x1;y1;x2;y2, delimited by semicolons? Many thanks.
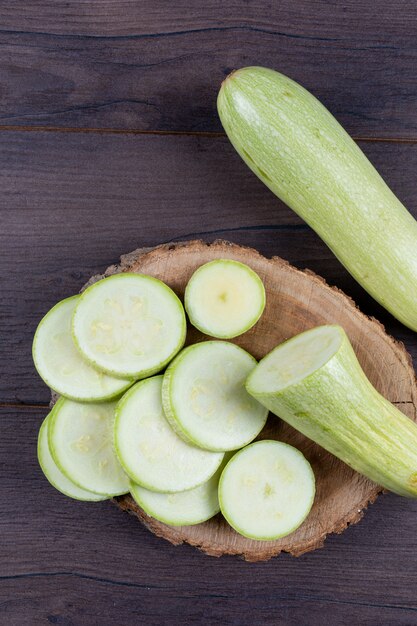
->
218;67;417;331
246;326;417;498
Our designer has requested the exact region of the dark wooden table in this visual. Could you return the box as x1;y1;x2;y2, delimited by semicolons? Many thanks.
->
2;2;417;624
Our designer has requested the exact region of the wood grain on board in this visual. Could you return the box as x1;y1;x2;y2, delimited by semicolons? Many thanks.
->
0;1;416;136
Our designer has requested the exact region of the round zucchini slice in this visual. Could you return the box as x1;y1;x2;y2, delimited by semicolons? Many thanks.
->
162;341;268;451
114;376;224;492
38;413;108;501
219;440;315;540
48;397;129;496
33;296;132;402
185;259;265;338
72;273;186;379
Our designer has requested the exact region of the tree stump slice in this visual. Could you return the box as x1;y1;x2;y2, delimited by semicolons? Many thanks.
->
83;240;417;562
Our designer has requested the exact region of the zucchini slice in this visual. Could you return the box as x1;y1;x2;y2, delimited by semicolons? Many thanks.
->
162;341;268;451
38;413;108;501
48;397;130;496
185;259;265;338
72;273;186;379
33;296;132;402
114;376;224;492
129;454;232;526
219;440;315;540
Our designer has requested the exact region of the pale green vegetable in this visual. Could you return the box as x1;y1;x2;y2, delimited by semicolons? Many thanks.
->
129;453;233;526
218;66;417;331
38;412;108;501
246;325;417;497
48;397;130;496
185;259;265;338
219;440;315;540
33;296;132;402
162;341;268;451
114;376;224;492
72;273;186;379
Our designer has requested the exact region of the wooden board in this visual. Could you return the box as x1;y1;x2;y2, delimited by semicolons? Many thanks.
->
76;239;416;561
0;1;416;136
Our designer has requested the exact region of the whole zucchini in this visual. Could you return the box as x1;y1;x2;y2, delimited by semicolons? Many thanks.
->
217;67;417;331
246;325;417;497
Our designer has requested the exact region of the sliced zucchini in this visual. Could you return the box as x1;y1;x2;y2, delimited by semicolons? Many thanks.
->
162;341;268;451
114;376;224;492
38;413;108;501
219;440;315;540
185;259;265;338
129;453;233;526
48;397;130;496
72;273;186;379
33;296;132;402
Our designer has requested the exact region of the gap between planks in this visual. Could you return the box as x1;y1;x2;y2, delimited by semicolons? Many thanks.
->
0;124;416;144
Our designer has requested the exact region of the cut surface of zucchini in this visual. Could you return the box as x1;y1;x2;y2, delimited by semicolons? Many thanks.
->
72;273;186;379
129;454;232;526
38;413;108;501
33;296;132;402
162;341;268;451
114;376;224;492
48;398;129;496
185;259;265;338
247;324;342;394
219;440;315;540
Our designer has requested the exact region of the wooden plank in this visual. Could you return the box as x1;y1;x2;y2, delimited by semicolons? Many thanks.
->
0;1;416;135
1;130;417;404
1;577;417;626
0;0;414;37
1;405;417;623
0;131;415;214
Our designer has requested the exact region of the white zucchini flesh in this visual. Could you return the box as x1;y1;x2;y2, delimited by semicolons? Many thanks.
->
32;296;132;402
48;397;130;496
129;454;233;526
114;376;224;492
217;66;417;331
184;259;265;338
162;341;268;451
72;273;186;379
246;325;417;498
219;440;315;540
38;413;108;501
